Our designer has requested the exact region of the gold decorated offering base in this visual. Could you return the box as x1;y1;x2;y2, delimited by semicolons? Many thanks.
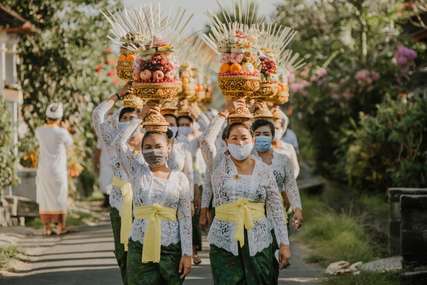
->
271;107;282;122
228;105;253;124
142;110;170;133
253;102;273;120
251;81;278;100
177;108;192;118
160;100;178;116
123;94;144;109
268;92;289;105
218;75;260;99
133;81;181;102
268;82;289;105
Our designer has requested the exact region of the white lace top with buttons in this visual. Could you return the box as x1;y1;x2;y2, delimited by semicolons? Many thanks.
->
168;140;194;200
200;115;227;209
274;142;300;179
115;119;193;256
255;151;302;210
207;154;289;256
92;100;128;210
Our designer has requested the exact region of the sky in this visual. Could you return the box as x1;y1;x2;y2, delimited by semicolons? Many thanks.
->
123;0;283;34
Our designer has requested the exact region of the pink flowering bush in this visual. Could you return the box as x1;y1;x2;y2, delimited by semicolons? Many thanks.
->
394;45;417;66
275;0;425;180
355;69;380;86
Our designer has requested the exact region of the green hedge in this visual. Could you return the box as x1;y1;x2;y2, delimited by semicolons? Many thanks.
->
0;98;18;191
345;94;427;191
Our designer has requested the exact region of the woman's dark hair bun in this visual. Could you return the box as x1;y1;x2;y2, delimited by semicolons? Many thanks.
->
251;119;275;138
166;128;174;139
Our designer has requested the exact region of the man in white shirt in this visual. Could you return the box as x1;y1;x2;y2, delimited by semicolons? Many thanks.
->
36;103;73;236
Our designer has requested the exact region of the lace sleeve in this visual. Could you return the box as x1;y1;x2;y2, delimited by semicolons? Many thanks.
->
92;100;116;146
200;115;225;171
201;165;212;209
283;156;302;209
177;174;193;256
287;145;300;179
265;170;289;246
197;112;210;133
183;148;194;201
114;119;146;176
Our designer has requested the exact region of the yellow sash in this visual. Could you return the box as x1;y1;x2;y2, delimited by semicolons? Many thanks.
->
215;198;265;247
134;204;177;263
112;176;133;251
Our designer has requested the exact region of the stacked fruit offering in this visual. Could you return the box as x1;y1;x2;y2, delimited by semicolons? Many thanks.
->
259;50;278;82
132;37;179;84
116;32;141;80
218;31;259;77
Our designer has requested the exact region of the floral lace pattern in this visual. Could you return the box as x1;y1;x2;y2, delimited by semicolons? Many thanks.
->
207;156;289;256
168;140;194;200
92;101;126;210
115;120;193;256
255;151;302;209
274;142;300;178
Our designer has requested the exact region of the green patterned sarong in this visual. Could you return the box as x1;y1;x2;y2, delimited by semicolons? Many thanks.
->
110;207;128;285
192;208;202;251
127;239;184;285
210;231;279;285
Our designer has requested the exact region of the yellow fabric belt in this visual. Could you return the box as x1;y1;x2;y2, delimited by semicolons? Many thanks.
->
112;176;133;251
134;204;177;263
215;198;265;247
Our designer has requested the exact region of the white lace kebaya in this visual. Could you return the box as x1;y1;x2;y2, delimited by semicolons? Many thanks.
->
114;119;193;257
92;100;128;210
274;142;300;179
168;141;194;200
254;151;302;210
200;115;289;256
207;154;290;256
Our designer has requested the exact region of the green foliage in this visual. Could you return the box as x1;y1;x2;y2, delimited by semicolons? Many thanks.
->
275;0;425;181
297;188;390;266
301;211;375;265
322;272;399;285
3;0;121;189
0;245;19;269
0;98;18;191
345;94;427;191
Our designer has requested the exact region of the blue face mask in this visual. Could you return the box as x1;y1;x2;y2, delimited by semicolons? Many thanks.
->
255;136;272;152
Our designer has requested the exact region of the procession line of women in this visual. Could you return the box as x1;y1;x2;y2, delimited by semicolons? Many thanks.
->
91;85;303;285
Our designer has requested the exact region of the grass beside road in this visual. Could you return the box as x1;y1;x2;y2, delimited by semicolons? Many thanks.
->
296;191;377;265
294;183;396;285
0;245;19;270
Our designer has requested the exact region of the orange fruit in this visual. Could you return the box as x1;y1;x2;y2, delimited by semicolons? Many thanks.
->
126;54;135;62
219;63;231;74
119;54;127;61
230;63;242;73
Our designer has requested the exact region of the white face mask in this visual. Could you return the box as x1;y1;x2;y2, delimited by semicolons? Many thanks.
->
178;126;192;137
227;143;254;161
118;122;129;131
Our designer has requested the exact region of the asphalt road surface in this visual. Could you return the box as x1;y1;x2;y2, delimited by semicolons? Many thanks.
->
0;222;322;285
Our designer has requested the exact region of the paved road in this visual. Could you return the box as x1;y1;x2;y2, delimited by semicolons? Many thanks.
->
0;222;322;285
